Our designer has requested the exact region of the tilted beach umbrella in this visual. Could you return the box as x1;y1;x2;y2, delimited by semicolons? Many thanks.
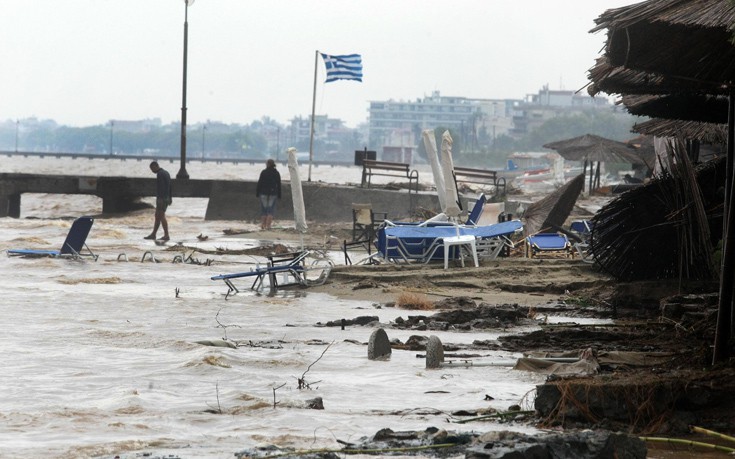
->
423;129;446;212
439;131;462;220
287;147;307;248
523;173;585;237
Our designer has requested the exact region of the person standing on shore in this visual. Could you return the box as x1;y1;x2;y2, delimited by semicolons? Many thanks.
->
256;158;281;230
145;161;172;241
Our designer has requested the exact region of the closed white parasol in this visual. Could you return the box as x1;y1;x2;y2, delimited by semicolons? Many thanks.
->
440;131;462;220
287;148;308;246
423;129;446;212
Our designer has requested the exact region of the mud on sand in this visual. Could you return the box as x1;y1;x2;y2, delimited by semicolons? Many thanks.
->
306;244;734;438
210;223;735;443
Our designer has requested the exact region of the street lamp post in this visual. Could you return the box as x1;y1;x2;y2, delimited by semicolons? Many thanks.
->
14;120;19;152
201;124;206;159
109;120;114;156
276;126;280;161
177;0;195;179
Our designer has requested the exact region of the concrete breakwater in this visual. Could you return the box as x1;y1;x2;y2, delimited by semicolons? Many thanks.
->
0;172;448;222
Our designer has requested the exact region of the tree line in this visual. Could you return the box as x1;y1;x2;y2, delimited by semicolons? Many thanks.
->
0;110;642;167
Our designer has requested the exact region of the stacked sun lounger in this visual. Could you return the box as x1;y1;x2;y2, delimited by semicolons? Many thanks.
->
376;220;523;264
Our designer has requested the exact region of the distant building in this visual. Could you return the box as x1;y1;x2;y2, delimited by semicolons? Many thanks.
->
109;118;162;133
367;91;519;152
287;115;358;160
510;85;611;136
367;87;613;153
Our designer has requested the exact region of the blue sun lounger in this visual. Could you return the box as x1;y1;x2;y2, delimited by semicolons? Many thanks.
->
376;220;523;263
569;220;595;262
7;216;98;260
526;233;572;258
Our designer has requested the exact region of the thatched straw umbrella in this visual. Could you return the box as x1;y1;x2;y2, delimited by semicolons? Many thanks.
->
591;151;723;282
589;0;735;362
543;134;646;192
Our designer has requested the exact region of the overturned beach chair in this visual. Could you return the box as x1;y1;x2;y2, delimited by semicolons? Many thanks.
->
7;216;98;260
383;193;487;228
526;232;572;258
211;251;331;298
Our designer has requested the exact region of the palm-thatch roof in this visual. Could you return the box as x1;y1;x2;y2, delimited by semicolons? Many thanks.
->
586;57;726;97
633;118;728;144
621;94;728;123
591;0;735;85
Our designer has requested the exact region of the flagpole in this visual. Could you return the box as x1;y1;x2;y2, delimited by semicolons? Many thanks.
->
308;50;319;182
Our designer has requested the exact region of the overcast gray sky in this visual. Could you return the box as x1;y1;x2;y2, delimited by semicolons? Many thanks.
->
1;0;633;128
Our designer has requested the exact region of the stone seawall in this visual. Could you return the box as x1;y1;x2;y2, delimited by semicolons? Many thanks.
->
0;172;453;222
205;181;443;223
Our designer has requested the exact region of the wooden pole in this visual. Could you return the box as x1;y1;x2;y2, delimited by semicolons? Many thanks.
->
713;92;735;363
589;161;594;192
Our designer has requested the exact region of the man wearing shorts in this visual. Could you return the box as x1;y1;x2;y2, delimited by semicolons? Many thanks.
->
144;161;172;241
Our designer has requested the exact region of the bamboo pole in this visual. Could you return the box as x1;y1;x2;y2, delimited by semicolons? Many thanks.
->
640;436;735;453
691;425;735;445
713;92;735;363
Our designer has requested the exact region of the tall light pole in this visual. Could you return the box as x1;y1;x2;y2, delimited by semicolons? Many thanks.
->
14;120;19;152
109;120;114;156
276;126;280;161
178;0;195;179
201;124;206;159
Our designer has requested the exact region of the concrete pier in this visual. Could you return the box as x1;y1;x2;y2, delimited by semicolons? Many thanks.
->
0;173;444;222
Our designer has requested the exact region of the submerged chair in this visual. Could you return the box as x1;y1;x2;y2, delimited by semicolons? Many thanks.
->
526;232;572;258
211;250;331;298
7;216;98;260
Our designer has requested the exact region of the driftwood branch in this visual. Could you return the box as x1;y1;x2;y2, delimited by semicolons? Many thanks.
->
298;341;334;390
272;383;286;409
205;381;223;414
214;307;241;341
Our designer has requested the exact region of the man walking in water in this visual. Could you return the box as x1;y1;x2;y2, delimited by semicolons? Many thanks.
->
145;161;172;241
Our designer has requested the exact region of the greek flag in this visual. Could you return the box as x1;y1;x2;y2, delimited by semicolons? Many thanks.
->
321;53;363;83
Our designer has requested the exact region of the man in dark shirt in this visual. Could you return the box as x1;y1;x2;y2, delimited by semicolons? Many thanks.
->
144;161;172;241
256;159;281;230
